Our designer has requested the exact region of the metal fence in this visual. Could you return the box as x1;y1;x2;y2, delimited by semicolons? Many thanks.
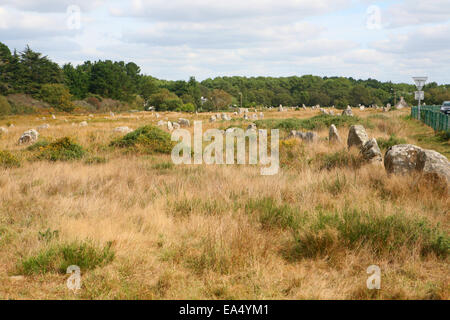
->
411;105;449;132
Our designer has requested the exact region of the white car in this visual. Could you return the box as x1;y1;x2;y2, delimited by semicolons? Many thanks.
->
441;101;450;115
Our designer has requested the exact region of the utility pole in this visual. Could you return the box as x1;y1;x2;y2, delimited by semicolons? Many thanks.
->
239;92;243;109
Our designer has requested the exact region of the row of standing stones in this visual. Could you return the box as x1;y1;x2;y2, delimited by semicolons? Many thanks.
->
7;112;450;188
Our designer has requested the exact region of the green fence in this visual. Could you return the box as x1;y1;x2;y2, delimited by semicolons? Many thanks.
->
411;105;449;132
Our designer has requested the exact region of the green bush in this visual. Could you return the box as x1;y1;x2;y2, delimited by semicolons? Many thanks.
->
0;150;21;168
245;197;301;230
176;103;196;113
292;208;449;259
377;134;407;151
111;125;174;154
255;114;372;132
40;84;74;112
36;137;85;161
0;95;12;115
18;241;114;275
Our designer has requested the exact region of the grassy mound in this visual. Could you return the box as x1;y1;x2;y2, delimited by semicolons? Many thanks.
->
0;150;21;168
111;125;174;154
18;241;114;275
255;114;372;132
35;137;85;161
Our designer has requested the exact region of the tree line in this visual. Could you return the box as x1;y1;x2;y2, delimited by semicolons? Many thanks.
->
1;41;449;114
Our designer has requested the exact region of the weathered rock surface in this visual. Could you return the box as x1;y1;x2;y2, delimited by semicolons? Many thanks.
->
416;149;450;184
384;144;424;175
289;130;318;143
329;124;341;143
114;126;133;134
178;118;190;127
19;129;39;144
342;106;353;116
361;138;382;162
347;125;369;149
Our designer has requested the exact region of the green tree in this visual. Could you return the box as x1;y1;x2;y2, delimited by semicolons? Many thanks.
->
40;84;74;112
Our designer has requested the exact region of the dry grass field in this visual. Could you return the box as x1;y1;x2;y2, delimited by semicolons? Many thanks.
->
0;108;448;300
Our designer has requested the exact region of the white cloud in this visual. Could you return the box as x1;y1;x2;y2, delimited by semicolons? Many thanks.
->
384;0;450;28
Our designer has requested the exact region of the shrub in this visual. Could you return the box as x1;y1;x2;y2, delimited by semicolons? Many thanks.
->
18;241;114;275
176;103;196;113
26;139;50;151
39;84;74;112
86;96;101;110
0;95;12;115
245;197;301;230
36;137;85;161
255;114;372;132
0;150;21;168
377;134;407;151
111;125;174;154
291;208;449;259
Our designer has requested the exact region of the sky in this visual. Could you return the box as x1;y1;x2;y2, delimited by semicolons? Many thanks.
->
0;0;449;84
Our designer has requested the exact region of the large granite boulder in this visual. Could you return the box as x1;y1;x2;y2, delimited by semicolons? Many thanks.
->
347;125;369;149
361;138;382;162
416;149;450;184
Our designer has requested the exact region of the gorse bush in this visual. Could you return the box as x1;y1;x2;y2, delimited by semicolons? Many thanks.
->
18;241;114;275
377;134;407;151
0;150;21;168
255;115;372;132
36;137;85;161
291;209;449;259
111;125;174;154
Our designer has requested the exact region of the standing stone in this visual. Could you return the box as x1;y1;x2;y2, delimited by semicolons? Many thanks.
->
416;149;450;184
329;124;341;143
247;123;257;130
361;138;382;162
79;121;88;127
173;122;180;130
342;106;353;116
395;97;409;109
114;126;133;134
19;129;39;144
347;125;369;149
210;115;217;122
167;121;173;131
178;118;190;127
384;144;423;175
0;127;9;134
